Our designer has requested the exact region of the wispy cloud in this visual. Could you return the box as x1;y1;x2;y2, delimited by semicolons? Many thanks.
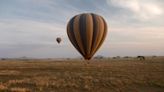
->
109;0;163;20
0;19;66;45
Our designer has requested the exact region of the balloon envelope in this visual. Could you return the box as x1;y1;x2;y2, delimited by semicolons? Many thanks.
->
67;13;108;60
56;37;61;44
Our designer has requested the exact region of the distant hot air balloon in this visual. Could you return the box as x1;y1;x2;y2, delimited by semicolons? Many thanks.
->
67;13;108;60
56;37;61;44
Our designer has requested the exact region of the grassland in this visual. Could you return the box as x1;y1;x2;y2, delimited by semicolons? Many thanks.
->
0;57;164;92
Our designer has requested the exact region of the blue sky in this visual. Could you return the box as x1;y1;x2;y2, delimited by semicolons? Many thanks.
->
0;0;164;58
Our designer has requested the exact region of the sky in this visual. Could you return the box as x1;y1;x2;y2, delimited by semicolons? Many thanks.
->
0;0;164;58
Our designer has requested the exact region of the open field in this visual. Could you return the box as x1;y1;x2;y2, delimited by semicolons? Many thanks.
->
0;57;164;92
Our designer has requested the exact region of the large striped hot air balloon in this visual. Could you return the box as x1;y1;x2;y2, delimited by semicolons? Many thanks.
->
67;13;108;60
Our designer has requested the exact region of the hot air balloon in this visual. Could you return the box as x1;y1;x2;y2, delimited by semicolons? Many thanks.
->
67;13;108;60
56;37;61;44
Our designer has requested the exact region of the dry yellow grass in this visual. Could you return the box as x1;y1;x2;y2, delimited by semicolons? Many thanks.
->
10;87;30;92
0;56;164;92
0;83;7;90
